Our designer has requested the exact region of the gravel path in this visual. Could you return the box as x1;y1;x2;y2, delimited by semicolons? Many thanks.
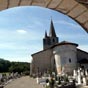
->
4;76;44;88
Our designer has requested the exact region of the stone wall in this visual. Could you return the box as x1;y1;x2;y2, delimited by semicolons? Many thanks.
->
31;49;53;75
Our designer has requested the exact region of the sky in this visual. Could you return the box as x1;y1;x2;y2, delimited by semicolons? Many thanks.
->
0;6;88;62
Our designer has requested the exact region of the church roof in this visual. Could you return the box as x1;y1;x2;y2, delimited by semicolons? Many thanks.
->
51;41;78;48
31;48;51;56
60;41;73;43
78;58;88;64
49;19;57;37
77;48;88;54
31;41;78;56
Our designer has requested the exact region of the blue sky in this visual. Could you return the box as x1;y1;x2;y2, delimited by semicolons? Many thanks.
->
0;6;88;62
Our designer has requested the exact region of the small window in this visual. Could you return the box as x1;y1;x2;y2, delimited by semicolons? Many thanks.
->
54;59;55;65
69;58;71;63
53;39;55;42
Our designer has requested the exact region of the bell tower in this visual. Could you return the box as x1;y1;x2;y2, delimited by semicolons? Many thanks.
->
43;20;58;50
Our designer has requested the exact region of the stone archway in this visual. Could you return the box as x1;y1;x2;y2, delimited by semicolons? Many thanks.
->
0;0;88;32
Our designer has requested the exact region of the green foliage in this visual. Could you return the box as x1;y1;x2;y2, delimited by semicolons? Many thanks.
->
0;58;11;72
0;58;30;73
45;86;50;88
9;62;30;73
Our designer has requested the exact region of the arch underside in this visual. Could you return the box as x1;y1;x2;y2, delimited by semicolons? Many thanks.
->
0;0;88;32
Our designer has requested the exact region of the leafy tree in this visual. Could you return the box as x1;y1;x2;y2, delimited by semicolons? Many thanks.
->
0;58;11;72
9;62;30;73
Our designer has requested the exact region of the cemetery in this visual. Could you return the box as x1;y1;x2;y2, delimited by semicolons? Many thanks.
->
0;67;87;88
0;72;22;88
35;67;88;88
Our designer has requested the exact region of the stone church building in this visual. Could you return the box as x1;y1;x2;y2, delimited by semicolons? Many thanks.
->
30;20;88;75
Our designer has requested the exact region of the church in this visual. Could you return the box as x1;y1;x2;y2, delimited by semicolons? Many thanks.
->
30;20;88;75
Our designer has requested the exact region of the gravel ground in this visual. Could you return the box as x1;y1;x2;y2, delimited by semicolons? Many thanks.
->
4;76;44;88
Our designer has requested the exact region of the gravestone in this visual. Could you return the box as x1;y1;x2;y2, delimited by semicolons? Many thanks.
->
77;69;81;84
85;70;88;76
83;76;87;85
73;70;77;79
0;74;2;80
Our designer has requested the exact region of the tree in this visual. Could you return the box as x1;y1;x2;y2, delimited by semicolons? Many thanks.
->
0;58;11;72
0;58;30;73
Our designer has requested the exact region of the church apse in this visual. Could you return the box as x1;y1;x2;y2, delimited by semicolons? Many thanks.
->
53;44;78;75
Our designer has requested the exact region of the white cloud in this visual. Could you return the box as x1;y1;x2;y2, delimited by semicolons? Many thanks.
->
16;29;27;34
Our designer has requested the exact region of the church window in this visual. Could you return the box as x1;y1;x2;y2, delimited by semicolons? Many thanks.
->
69;58;71;63
53;39;55;42
54;59;55;65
